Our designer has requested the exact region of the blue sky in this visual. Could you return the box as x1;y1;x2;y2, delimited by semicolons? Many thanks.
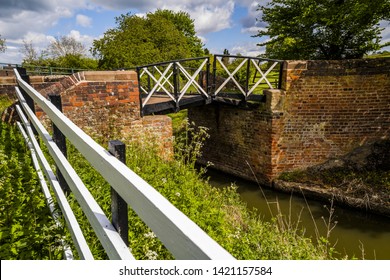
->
0;0;389;64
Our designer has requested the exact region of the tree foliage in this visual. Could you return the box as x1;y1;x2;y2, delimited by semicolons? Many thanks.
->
20;40;40;64
255;0;390;59
91;9;204;69
47;36;86;59
0;35;5;53
20;37;97;69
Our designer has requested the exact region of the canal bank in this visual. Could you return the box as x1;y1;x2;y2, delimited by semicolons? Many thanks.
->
206;167;390;260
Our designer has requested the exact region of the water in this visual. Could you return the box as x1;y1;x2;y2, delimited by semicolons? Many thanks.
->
206;168;390;260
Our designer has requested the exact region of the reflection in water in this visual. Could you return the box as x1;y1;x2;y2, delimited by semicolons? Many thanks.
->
206;168;390;260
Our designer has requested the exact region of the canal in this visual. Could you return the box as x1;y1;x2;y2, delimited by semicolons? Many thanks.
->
206;168;390;260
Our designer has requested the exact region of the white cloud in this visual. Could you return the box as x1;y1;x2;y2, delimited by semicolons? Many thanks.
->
68;30;95;48
90;0;236;34
76;14;92;27
231;41;264;56
192;2;235;34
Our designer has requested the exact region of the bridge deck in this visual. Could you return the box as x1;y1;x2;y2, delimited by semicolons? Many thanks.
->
141;93;266;115
141;94;210;115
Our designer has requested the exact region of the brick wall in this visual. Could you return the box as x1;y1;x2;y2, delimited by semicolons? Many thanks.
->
41;71;172;154
188;102;273;184
189;58;390;185
275;59;390;175
2;70;173;155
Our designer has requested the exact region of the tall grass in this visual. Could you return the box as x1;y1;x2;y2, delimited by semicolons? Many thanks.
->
0;120;64;259
0;94;339;259
63;122;337;260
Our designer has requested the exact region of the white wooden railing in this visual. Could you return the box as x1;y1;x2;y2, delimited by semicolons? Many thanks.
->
213;54;284;98
137;57;210;108
13;68;234;260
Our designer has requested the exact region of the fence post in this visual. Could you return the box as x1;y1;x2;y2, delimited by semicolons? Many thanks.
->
48;94;71;195
245;59;251;99
278;62;284;89
212;55;217;97
108;140;129;246
17;67;39;139
173;62;179;110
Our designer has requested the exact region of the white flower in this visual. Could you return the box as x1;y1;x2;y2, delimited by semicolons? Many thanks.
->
175;192;181;197
144;231;156;239
146;250;158;260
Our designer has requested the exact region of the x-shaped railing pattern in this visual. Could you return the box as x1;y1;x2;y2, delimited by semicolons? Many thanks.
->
137;57;210;108
213;54;283;98
136;55;283;112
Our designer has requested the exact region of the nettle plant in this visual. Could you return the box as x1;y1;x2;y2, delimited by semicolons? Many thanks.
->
0;121;64;259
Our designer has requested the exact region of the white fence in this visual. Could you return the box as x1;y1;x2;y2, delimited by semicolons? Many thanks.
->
13;68;234;260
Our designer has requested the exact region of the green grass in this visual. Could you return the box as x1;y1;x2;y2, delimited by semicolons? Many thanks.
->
0;96;340;259
0;121;65;259
365;51;390;59
64;135;335;260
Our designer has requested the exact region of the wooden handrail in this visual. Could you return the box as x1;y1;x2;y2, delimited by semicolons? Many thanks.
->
14;68;234;260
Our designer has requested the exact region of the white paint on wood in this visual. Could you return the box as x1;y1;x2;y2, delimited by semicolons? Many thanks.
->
177;59;209;100
15;100;93;260
215;57;247;96
15;87;134;260
16;120;74;260
15;69;234;260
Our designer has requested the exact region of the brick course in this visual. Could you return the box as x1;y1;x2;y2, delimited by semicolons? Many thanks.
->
1;70;173;156
189;58;390;185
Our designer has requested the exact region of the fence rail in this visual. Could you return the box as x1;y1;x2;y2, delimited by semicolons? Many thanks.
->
13;68;234;260
136;57;211;112
212;54;284;99
136;55;284;114
1;63;88;76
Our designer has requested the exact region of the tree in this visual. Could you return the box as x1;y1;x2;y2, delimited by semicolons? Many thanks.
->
91;9;204;69
20;40;41;64
20;36;97;69
48;36;86;59
255;0;390;59
0;35;6;53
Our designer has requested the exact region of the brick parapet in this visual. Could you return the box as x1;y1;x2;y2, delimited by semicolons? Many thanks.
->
189;58;390;185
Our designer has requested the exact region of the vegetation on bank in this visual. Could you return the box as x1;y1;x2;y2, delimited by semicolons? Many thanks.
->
0;95;341;260
0;117;64;259
65;128;337;260
278;138;390;216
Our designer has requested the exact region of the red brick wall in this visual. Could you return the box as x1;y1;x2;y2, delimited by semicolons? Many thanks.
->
188;103;273;184
32;71;173;154
189;58;390;184
274;59;390;175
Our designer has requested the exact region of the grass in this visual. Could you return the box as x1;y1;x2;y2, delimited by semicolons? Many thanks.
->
64;135;335;260
0;119;65;259
365;51;390;59
0;95;340;260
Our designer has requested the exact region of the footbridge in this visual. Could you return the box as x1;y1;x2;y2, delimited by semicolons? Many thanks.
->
136;54;284;115
2;58;388;260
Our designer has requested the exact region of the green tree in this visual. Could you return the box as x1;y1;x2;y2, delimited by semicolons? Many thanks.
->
91;9;204;69
0;35;6;53
47;36;86;58
255;0;390;59
20;37;97;69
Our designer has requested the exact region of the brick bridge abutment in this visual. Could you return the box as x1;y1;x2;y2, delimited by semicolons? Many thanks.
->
2;58;389;187
188;58;390;186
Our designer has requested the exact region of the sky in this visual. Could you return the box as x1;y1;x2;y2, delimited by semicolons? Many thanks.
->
0;0;389;64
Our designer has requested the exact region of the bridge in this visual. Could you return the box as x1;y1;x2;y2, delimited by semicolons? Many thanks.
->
136;55;283;115
8;67;235;260
1;56;389;259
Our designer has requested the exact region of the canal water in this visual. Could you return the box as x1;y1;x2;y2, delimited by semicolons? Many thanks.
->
206;168;390;260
